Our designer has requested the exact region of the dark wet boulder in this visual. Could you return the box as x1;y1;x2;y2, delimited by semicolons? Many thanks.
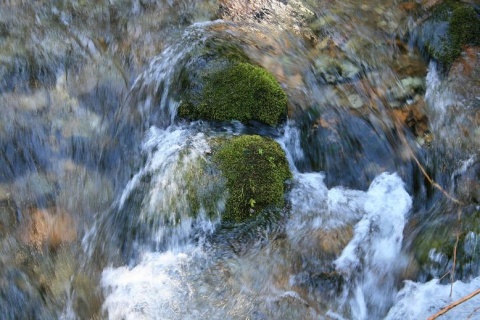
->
299;109;400;190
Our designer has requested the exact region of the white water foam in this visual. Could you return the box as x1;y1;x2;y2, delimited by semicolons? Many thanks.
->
101;249;194;320
102;170;415;319
287;171;364;233
284;169;414;318
333;172;412;319
386;277;480;319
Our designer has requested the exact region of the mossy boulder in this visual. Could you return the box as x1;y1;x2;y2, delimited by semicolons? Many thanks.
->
421;1;480;67
178;41;287;126
411;206;480;281
214;135;291;223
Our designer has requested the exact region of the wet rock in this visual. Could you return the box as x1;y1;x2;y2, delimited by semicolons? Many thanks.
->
426;46;479;156
11;173;57;208
55;160;114;219
66;58;127;117
447;46;480;99
316;226;353;256
0;198;16;238
411;205;480;282
300;110;399;190
48;75;102;139
0;6;85;93
0;89;50;113
0;124;52;183
390;41;428;77
290;270;344;300
390;97;430;142
9;243;102;319
219;0;315;37
0;263;54;320
454;160;480;204
347;93;364;109
71;271;103;320
387;77;425;107
261;291;320;320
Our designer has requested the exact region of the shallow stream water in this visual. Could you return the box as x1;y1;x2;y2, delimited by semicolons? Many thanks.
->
1;1;479;319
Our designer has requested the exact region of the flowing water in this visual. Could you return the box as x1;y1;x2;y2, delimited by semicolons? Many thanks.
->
1;1;479;319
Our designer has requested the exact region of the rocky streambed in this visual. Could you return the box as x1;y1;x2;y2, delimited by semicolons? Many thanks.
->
1;0;479;319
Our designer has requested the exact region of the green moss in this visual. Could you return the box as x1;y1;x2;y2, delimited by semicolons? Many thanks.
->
449;5;480;48
413;208;480;280
179;61;287;126
426;1;480;66
214;135;291;223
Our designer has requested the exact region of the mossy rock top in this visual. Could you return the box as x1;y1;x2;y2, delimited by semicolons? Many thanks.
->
214;135;292;223
423;1;480;67
178;42;287;127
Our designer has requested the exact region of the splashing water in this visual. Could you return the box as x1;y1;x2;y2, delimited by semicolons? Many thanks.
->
334;173;412;319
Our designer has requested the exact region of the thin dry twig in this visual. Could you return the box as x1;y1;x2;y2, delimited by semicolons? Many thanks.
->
427;288;480;320
395;125;462;205
409;151;462;204
438;270;451;283
466;306;480;320
450;231;459;297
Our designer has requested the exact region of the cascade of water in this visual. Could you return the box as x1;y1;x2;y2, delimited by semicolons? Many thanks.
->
98;19;423;317
124;20;224;130
334;173;412;319
117;125;224;250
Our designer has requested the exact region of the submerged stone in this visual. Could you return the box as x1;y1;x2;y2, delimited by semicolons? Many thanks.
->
313;54;362;84
214;135;291;223
19;207;77;251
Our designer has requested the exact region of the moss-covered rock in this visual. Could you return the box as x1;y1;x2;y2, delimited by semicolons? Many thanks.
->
178;42;287;127
411;206;480;281
422;1;480;67
214;135;291;223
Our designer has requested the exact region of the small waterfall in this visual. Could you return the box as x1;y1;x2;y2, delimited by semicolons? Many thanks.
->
334;173;412;319
100;125;226;318
117;125;224;250
122;20;224;130
98;19;427;317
